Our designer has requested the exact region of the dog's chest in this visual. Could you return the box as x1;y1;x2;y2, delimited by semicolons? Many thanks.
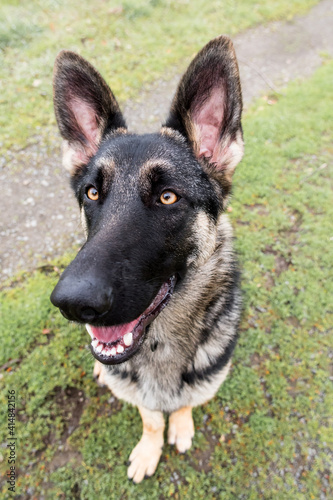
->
103;327;231;413
104;336;187;411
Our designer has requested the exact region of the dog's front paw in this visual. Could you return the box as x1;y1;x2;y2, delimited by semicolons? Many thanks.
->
168;406;194;453
128;406;165;483
93;360;107;387
127;434;163;483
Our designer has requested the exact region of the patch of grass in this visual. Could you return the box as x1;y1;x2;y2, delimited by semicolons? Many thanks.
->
0;0;318;155
1;61;332;498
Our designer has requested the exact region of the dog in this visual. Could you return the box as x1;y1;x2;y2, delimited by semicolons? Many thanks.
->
50;35;244;483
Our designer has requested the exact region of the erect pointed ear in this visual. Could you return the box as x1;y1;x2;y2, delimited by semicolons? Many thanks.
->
53;51;126;174
164;35;243;183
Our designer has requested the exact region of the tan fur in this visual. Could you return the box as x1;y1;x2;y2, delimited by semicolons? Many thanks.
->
160;126;186;144
139;158;176;201
127;406;165;483
168;406;194;453
93;360;102;379
80;207;88;237
61;140;81;173
187;211;217;267
216;129;244;183
102;127;128;140
93;360;108;386
140;158;174;173
186;361;231;408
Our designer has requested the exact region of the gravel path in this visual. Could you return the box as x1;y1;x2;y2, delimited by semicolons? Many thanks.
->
1;0;332;284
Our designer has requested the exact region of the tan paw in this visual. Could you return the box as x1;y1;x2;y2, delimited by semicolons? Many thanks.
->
168;406;194;453
127;434;163;483
93;360;106;386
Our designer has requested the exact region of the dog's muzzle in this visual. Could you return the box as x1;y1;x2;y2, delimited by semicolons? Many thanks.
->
51;270;177;364
50;273;114;323
86;275;176;364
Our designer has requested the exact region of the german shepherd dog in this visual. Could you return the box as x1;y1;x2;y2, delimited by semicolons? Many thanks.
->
51;35;243;483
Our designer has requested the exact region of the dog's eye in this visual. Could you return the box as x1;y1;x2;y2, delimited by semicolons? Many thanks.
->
86;186;99;201
160;190;179;205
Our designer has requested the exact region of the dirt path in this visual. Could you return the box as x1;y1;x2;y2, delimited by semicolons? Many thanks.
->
1;0;332;284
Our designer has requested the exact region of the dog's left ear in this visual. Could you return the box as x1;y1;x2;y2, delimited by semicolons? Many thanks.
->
53;50;126;174
164;35;243;183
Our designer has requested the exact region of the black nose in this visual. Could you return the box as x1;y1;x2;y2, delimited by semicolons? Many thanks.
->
50;273;113;323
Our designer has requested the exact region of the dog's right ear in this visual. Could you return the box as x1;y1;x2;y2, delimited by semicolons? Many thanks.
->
53;51;126;174
164;35;243;184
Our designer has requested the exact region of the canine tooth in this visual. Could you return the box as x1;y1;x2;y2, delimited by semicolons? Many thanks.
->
91;339;99;348
117;345;124;354
123;332;133;346
85;324;94;339
96;344;103;353
110;347;117;356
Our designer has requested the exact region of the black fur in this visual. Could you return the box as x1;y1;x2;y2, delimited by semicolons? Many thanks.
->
181;335;238;386
199;267;241;345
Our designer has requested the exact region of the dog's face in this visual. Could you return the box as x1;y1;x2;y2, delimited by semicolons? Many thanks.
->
51;36;243;365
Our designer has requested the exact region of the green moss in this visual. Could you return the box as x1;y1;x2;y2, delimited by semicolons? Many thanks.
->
1;61;332;498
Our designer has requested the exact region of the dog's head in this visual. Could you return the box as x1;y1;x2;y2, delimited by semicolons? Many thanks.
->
50;36;243;365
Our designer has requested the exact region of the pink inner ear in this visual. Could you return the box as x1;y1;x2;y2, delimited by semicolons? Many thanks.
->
193;87;225;161
70;99;100;155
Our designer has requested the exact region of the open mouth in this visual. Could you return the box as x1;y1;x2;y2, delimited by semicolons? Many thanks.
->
86;275;177;364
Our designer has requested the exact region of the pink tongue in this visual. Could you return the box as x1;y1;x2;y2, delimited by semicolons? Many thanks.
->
88;281;171;343
89;318;138;343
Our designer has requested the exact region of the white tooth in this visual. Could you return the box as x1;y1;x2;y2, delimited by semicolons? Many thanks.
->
96;344;103;353
123;332;133;346
86;324;94;339
110;347;117;356
117;345;124;354
91;339;98;348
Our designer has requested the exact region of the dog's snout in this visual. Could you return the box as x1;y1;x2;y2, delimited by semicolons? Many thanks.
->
50;275;113;324
80;307;99;322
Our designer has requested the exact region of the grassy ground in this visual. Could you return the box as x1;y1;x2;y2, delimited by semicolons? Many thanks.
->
1;55;332;497
0;0;318;157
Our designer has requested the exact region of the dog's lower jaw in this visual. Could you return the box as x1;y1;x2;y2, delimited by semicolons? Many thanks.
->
87;275;177;365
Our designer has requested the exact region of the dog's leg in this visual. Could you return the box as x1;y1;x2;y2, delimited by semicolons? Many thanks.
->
93;360;107;387
93;359;102;378
127;406;165;483
168;406;194;453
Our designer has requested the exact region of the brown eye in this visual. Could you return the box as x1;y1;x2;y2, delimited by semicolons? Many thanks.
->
160;190;179;205
86;186;99;201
